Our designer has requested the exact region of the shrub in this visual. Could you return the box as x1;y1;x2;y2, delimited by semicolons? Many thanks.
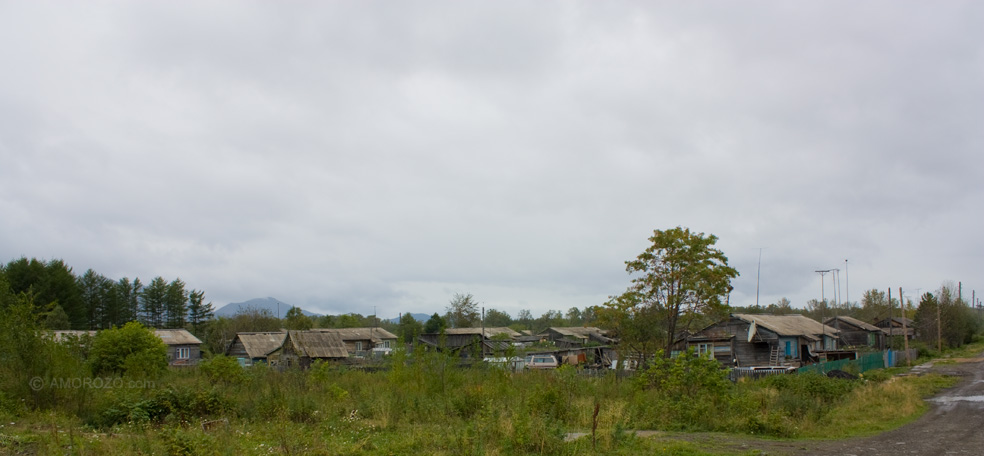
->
198;355;245;385
88;322;167;377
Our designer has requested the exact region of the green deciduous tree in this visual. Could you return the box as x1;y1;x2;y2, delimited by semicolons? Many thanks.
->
396;313;423;343
604;227;738;359
423;313;447;334
516;309;533;330
483;308;512;327
88;321;168;377
915;284;979;350
445;293;480;328
283;306;314;330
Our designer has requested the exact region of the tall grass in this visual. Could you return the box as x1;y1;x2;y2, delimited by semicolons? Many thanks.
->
0;342;970;455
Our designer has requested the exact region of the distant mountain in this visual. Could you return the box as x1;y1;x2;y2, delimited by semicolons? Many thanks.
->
215;297;321;318
388;313;431;324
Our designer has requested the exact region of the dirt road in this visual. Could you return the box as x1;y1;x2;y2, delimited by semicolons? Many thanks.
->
788;355;984;456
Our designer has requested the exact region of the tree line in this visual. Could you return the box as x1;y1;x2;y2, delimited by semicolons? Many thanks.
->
0;257;214;332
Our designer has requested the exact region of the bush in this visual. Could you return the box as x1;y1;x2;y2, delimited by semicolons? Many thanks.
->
88;322;167;377
198;355;245;384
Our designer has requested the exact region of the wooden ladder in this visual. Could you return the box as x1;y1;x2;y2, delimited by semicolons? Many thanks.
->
769;345;781;366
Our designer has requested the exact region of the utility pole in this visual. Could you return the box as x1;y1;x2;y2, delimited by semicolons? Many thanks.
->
937;292;943;353
888;288;893;351
816;269;832;353
900;287;910;366
844;259;849;307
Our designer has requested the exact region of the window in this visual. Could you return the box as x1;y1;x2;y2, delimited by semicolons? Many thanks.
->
355;341;363;351
383;340;391;349
177;347;190;359
695;343;712;357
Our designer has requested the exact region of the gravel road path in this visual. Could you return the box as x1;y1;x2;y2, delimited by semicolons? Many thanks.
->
787;354;984;456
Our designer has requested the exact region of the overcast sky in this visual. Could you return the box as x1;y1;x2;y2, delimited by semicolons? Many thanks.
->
2;1;982;319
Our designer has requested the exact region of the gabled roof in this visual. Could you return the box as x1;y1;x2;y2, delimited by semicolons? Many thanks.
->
543;327;608;338
444;327;521;338
50;329;201;345
283;330;348;358
233;332;287;359
732;314;839;338
154;329;202;345
874;317;914;327
313;327;397;343
824;316;881;332
50;330;97;341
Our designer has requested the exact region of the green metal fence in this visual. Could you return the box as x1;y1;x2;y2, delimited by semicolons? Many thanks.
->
796;351;886;375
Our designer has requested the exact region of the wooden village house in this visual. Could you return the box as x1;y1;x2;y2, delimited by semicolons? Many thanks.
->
155;329;203;366
313;327;398;357
417;327;521;358
225;332;287;366
875;317;916;341
266;330;349;370
52;329;203;366
824;316;885;349
538;327;614;348
686;314;841;368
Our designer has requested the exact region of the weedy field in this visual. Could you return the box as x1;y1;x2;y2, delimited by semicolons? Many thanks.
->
0;341;969;456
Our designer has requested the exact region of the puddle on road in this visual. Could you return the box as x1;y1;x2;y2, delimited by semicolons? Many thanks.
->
928;395;984;403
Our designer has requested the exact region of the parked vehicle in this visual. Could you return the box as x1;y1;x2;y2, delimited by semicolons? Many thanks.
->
524;354;559;369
